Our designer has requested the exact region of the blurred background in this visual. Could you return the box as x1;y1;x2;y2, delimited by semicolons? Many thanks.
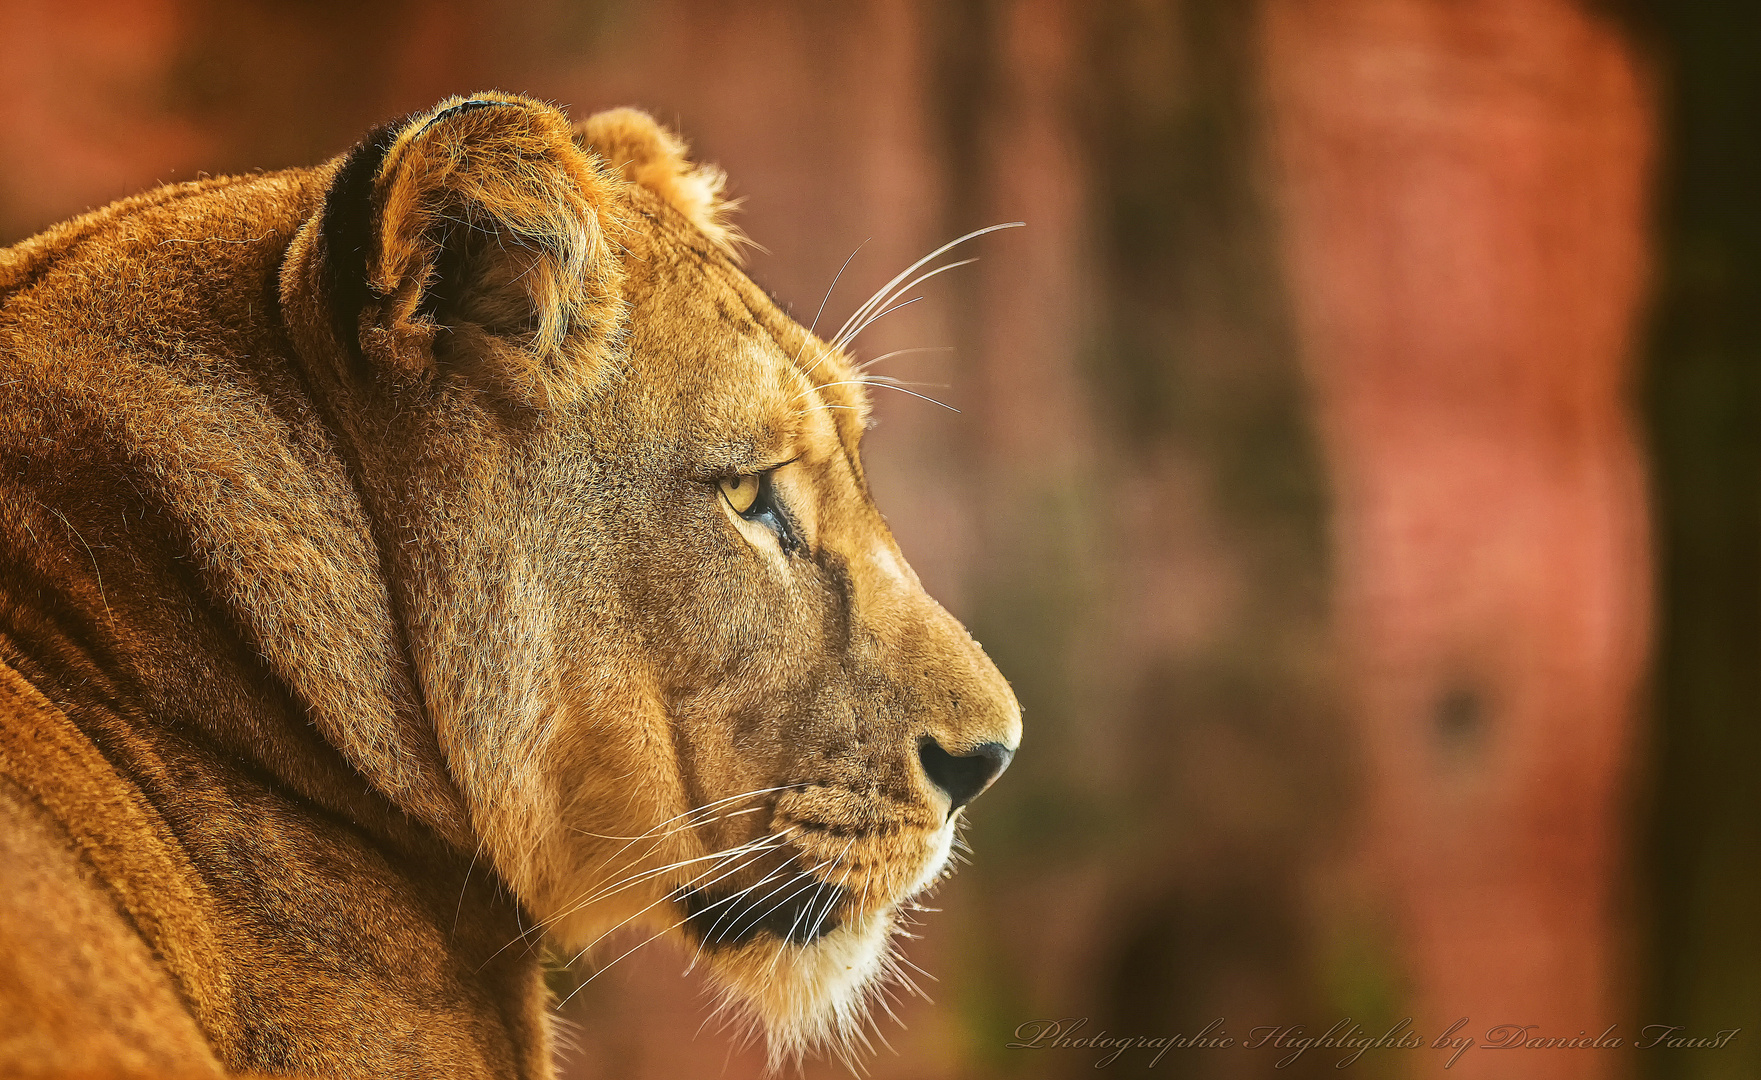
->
1;2;1753;1078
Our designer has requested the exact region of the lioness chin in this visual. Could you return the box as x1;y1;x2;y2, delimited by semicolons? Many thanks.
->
0;93;1019;1078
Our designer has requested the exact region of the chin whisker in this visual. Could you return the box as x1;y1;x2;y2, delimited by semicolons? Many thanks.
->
553;830;808;1006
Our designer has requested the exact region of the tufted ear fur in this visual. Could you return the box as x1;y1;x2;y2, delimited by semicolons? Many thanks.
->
574;107;745;259
320;93;628;408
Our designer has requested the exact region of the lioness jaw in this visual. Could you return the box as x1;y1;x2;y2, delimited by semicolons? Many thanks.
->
0;93;1020;1076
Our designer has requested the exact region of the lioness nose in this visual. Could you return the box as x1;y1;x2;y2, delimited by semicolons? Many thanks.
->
917;737;1013;814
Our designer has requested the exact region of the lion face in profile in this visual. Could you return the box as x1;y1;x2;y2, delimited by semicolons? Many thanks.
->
272;94;1021;1063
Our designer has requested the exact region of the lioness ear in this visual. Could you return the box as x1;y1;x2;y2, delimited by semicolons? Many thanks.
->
574;107;744;259
321;93;627;408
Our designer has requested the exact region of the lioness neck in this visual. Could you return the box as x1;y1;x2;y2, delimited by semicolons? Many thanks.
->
0;171;553;1079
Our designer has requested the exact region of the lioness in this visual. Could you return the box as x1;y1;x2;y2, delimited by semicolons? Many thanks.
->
0;93;1020;1078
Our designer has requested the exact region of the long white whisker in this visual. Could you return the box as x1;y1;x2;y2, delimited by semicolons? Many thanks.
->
562;853;769;972
811;241;866;336
584;785;790;880
559;917;695;1007
831;258;977;350
562;830;799;972
485;797;800;966
686;847;815;972
858;375;947;389
801;341;837;381
724;865;830;945
804;379;960;413
773;874;829;967
833;295;925;352
570;835;778;913
582;822;801;918
806;839;857;942
829;222;1024;348
533;805;765;935
765;844;850;977
482;833;786;971
611;783;803;846
568;783;803;912
793;241;869;380
569;805;764;841
559;846;809;1009
854;346;953;372
698;848;811;945
451;843;483;936
868;383;959;412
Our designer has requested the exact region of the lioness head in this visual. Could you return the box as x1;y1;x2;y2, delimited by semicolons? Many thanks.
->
276;94;1020;1063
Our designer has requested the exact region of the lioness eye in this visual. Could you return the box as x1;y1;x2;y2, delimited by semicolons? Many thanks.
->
717;467;805;554
719;474;760;515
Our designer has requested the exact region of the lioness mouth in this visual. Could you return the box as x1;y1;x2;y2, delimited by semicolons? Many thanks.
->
679;873;848;947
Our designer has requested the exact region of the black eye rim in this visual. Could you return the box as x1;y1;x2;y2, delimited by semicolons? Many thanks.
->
718;467;806;555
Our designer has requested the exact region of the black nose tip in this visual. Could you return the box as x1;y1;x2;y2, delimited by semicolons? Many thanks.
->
917;737;1014;813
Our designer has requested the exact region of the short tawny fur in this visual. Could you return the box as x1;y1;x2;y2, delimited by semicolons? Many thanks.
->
0;94;1019;1079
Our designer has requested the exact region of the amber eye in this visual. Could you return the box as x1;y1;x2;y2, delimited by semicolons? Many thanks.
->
719;473;761;515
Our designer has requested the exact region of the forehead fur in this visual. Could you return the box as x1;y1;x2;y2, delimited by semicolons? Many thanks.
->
611;186;873;462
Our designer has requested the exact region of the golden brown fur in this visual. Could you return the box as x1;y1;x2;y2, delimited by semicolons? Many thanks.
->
0;93;1019;1078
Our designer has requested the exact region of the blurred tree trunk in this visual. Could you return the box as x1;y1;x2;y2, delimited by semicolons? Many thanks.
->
1637;4;1761;1078
1263;3;1654;1078
1067;1;1344;1072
